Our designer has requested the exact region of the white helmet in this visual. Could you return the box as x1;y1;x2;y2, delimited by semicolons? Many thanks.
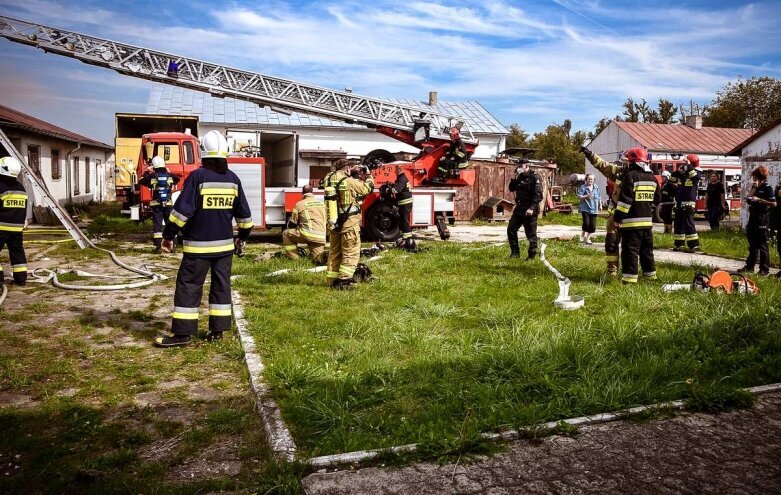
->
151;156;167;169
0;156;22;178
661;170;671;179
200;130;229;160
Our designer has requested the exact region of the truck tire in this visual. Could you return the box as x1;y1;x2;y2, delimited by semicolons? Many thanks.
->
363;149;396;171
365;203;400;241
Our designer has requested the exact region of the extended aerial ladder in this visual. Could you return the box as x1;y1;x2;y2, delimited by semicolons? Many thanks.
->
0;15;477;153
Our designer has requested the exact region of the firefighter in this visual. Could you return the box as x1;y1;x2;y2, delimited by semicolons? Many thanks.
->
612;148;660;284
738;166;776;276
435;127;468;182
659;170;676;234
137;156;179;252
670;154;702;252
507;160;543;260
0;156;27;286
320;159;350;232
774;182;781;279
155;131;254;347
581;146;627;275
392;165;415;250
326;165;374;289
282;185;326;263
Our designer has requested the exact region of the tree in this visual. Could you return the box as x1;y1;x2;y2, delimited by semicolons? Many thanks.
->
528;122;585;175
703;76;781;129
505;123;530;148
622;98;640;122
657;98;677;124
589;117;613;141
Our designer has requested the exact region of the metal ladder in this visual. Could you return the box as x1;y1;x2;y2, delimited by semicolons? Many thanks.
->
0;128;91;248
0;15;475;142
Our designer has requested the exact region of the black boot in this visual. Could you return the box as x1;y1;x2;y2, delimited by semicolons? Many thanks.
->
154;334;192;348
526;251;537;261
205;331;223;342
404;238;417;252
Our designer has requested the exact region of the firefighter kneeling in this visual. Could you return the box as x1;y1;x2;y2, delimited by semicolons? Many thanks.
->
612;148;660;284
155;131;254;348
282;185;327;264
326;165;374;289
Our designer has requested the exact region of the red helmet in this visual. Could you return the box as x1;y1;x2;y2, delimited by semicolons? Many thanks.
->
622;147;648;163
449;127;460;140
686;154;700;166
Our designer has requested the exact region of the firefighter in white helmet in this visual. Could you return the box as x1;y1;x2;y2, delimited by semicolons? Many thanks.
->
137;156;180;252
155;131;254;347
0;156;28;286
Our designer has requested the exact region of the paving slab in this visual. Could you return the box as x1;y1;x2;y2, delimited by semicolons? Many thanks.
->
303;391;781;494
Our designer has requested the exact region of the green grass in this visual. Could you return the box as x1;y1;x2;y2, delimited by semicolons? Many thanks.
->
654;225;759;261
539;211;608;228
234;241;781;458
86;215;151;236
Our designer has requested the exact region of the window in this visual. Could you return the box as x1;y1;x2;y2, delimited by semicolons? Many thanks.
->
27;145;40;174
51;149;61;180
73;156;80;195
183;141;195;164
85;157;91;193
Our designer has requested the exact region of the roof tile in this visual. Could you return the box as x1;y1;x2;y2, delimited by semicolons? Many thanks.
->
616;121;754;154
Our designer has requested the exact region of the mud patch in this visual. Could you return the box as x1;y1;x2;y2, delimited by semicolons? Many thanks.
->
167;439;242;482
0;392;37;408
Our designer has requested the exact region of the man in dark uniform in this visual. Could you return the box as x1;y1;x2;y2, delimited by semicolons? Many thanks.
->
0;156;27;286
738;166;776;276
670;154;702;252
436;127;469;182
773;182;781;278
612;148;660;284
507;160;543;260
155;131;254;347
390;165;415;250
137;156;179;252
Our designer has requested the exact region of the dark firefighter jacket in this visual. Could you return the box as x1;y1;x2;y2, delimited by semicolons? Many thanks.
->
0;176;27;233
613;165;660;229
671;165;701;204
138;170;180;206
392;171;413;206
509;171;543;213
163;167;254;257
447;139;469;166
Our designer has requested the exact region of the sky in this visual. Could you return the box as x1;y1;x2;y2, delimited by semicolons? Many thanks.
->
0;0;779;144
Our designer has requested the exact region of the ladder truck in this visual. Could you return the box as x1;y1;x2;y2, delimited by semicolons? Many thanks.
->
0;15;479;241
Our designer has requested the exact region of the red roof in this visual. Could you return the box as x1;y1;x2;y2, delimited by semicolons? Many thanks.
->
616;121;754;155
0;104;112;150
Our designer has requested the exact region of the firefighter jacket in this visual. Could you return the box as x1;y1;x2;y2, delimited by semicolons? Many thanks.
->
613;165;660;229
392;172;413;206
138;170;180;206
447;139;469;167
321;169;348;225
671;165;701;204
586;152;625;213
163;167;254;257
508;170;543;213
335;175;374;232
660;180;676;205
0;176;27;233
290;193;326;243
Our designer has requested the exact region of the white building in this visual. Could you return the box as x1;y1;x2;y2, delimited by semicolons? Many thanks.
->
728;116;781;227
585;116;753;206
144;87;509;188
0;104;115;215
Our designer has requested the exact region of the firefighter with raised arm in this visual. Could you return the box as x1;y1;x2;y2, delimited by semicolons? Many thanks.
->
282;185;327;264
155;131;254;348
612;148;660;284
137;156;179;252
670;154;702;252
435;127;469;182
0;156;28;286
326;164;374;289
580;146;627;275
507;159;543;260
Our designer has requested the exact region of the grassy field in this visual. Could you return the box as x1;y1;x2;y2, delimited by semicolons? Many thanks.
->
233;241;781;458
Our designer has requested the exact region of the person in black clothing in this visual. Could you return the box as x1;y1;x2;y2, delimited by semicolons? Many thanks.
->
390;165;415;250
0;156;27;286
738;166;776;276
137;156;180;252
507;160;543;260
704;172;727;230
659;170;676;233
773;183;781;278
436;127;469;182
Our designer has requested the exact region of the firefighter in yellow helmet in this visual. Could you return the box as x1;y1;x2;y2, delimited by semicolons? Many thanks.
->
0;156;28;286
155;131;254;347
282;185;327;264
137;156;180;252
326;164;374;289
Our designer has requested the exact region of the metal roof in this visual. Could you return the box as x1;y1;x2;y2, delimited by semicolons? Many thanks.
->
616;121;754;155
0;104;112;150
145;87;509;135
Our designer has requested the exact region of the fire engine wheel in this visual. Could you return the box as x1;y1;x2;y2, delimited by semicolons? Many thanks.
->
363;149;396;171
365;203;400;242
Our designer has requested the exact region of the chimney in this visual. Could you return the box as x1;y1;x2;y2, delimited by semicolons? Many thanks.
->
685;114;703;130
428;91;438;106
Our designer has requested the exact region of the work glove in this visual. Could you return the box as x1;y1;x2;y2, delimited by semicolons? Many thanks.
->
579;146;593;159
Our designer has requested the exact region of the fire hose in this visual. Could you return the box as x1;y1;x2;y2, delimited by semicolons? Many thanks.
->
539;242;584;310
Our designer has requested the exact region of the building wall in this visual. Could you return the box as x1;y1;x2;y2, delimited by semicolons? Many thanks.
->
740;124;781;227
743;122;781;159
1;128;112;208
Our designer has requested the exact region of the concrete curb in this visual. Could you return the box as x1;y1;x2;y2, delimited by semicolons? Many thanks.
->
304;382;781;469
232;288;298;462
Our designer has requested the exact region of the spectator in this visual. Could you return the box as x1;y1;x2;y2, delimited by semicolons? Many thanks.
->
704;173;727;230
773;181;781;279
738;166;776;276
577;174;600;244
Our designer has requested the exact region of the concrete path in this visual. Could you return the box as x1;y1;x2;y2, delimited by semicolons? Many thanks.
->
303;390;781;494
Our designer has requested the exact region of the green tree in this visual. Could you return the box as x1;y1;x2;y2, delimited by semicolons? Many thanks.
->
703;76;781;129
505;123;530;148
528;122;584;175
588;117;614;140
657;98;677;124
622;98;640;122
